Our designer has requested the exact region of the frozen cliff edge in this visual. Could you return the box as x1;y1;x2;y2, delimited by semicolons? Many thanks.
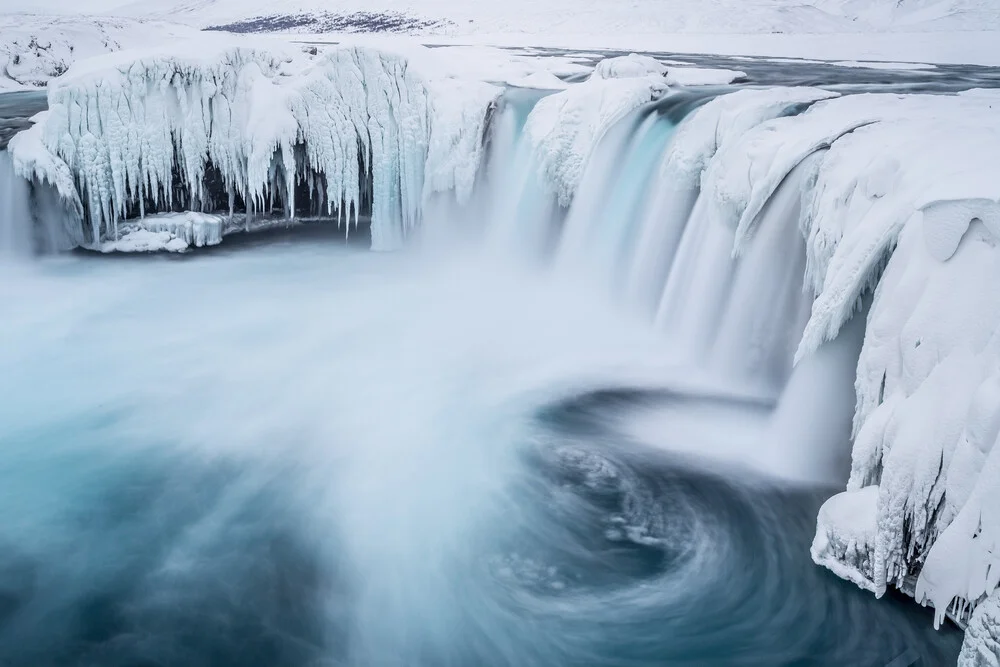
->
8;38;501;251
659;86;1000;661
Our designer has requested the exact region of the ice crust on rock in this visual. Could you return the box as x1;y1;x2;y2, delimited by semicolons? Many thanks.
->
0;15;200;91
12;38;499;251
98;212;223;253
139;212;224;247
422;78;502;207
811;486;879;593
961;590;1000;666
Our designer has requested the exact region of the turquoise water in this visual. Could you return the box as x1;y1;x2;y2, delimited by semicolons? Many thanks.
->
0;241;962;666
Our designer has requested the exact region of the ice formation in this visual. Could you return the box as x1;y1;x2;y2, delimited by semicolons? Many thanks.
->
523;75;667;205
9;40;499;251
96;211;223;253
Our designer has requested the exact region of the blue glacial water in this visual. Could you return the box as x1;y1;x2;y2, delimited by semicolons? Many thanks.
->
0;237;962;666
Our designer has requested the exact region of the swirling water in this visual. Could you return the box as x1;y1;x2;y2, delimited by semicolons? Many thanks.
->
0;237;962;666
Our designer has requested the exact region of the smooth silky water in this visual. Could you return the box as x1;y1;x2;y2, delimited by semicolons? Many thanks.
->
1;53;989;665
0;238;963;667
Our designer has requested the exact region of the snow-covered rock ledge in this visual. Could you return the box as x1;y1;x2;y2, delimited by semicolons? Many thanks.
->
811;486;879;593
99;212;224;253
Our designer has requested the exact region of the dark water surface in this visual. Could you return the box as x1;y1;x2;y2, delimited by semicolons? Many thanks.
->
0;388;963;667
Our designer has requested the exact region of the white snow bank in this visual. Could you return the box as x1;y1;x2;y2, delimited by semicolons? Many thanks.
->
13;38;500;251
100;229;190;253
811;486;879;593
660;86;838;190
783;91;1000;626
505;71;570;90
524;75;667;205
0;14;200;91
591;54;744;86
591;54;665;80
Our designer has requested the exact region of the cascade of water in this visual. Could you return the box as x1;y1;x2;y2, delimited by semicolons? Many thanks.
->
623;177;701;321
0;151;34;258
484;90;560;258
552;109;641;273
653;194;739;365
766;297;869;484
708;154;821;391
555;108;676;291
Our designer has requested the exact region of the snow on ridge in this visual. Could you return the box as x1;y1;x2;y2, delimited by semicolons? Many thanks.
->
660;86;839;190
11;39;500;251
30;0;998;36
0;14;201;91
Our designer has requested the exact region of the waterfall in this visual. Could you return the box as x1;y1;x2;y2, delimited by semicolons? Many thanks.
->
0;151;33;259
461;87;864;484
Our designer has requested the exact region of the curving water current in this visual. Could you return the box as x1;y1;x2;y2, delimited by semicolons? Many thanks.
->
0;238;962;666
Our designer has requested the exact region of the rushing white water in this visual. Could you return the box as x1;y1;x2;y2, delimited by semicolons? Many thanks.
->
0;151;33;258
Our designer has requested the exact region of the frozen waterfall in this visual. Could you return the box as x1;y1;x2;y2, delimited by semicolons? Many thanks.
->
5;42;1000;665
